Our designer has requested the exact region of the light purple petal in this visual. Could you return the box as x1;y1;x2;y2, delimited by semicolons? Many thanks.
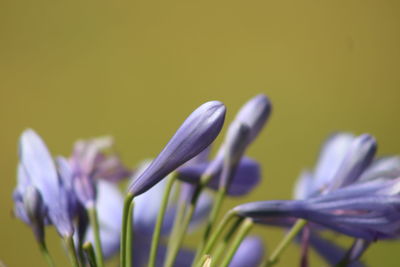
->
229;236;264;267
129;101;226;196
178;157;261;196
359;156;400;181
19;129;73;236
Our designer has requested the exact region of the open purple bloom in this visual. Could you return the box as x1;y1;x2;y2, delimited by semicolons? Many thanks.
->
15;129;74;237
234;177;400;241
128;101;226;196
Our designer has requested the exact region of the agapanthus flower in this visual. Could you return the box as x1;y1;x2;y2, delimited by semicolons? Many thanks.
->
234;133;400;266
13;129;74;238
70;136;131;208
128;101;226;196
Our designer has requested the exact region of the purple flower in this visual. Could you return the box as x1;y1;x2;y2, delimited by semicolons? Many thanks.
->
177;156;261;196
70;136;131;208
234;177;400;241
128;101;226;196
14;129;74;237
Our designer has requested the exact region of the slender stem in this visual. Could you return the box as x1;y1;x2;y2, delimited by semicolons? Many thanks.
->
220;218;253;267
167;189;187;250
82;242;98;267
148;174;176;267
65;235;80;267
194;186;226;263
164;201;196;267
201;211;237;258
87;206;104;267
120;193;134;267
204;187;226;241
264;219;307;267
126;200;135;267
209;216;244;265
38;242;56;267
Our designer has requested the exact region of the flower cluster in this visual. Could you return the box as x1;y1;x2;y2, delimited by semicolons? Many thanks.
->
12;95;400;267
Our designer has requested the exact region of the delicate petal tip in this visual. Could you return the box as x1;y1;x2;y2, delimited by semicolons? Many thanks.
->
234;94;272;143
128;101;226;196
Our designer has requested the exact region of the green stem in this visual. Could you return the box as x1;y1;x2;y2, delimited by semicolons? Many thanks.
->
82;242;98;267
65;235;80;267
201;211;238;258
194;187;226;263
220;218;253;267
167;189;187;250
87;206;104;267
148;174;176;267
264;219;307;267
126;200;135;267
209;216;244;265
38;242;56;267
164;201;196;267
120;193;134;267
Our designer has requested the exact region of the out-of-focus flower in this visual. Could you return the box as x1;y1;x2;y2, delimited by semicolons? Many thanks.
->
70;136;131;208
178;156;261;196
229;236;264;267
14;129;74;237
128;101;226;196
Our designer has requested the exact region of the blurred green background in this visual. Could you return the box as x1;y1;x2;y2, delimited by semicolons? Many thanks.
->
1;0;400;266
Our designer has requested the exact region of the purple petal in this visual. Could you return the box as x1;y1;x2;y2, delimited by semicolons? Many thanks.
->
19;129;73;236
328;134;377;191
84;180;123;258
178;157;261;196
234;94;272;143
229;236;264;267
128;101;226;196
294;171;314;200
359;156;400;181
311;133;355;195
309;233;367;267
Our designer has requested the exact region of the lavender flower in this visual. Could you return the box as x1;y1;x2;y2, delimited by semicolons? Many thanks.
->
14;129;74;237
128;101;226;196
177;156;261;196
70;136;131;208
229;236;264;267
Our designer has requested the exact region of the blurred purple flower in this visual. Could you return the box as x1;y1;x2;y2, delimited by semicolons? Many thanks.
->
178;156;261;196
14;129;74;237
229;236;264;267
69;136;131;208
128;101;226;196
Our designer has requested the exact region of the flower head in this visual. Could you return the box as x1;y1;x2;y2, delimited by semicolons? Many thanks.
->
15;129;74;237
128;101;226;196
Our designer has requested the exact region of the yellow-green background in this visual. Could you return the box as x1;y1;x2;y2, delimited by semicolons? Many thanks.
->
1;0;400;266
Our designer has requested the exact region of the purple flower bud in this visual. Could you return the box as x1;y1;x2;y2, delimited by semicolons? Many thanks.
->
234;94;272;143
17;129;74;237
128;101;226;196
23;186;46;244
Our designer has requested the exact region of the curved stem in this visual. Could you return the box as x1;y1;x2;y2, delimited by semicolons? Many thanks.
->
148;174;176;267
126;200;135;267
219;218;253;267
120;193;134;267
264;219;307;267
